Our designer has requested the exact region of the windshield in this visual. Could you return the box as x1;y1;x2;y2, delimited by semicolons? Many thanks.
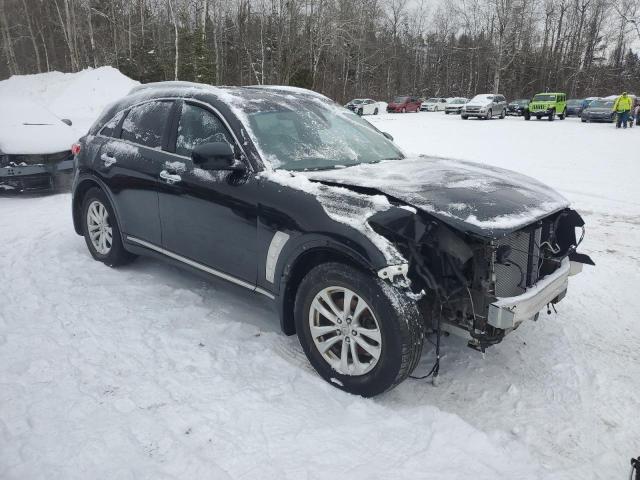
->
350;99;363;104
426;98;439;103
450;99;466;104
511;99;529;105
471;94;493;102
588;100;613;108
248;99;404;171
393;96;409;103
567;99;581;105
532;94;557;102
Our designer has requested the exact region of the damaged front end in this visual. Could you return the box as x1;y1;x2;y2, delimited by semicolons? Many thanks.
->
0;151;74;192
369;207;594;352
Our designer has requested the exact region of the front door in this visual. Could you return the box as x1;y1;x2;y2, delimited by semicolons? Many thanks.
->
97;100;175;245
158;100;258;285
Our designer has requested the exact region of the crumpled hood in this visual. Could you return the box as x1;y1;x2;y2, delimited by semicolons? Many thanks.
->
300;156;569;238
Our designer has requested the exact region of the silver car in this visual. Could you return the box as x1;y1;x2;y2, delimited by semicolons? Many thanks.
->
461;94;507;120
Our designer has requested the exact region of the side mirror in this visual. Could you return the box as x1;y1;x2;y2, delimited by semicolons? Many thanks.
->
382;131;394;141
192;142;243;171
61;118;73;126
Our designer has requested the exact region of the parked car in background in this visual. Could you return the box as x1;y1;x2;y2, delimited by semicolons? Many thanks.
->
525;93;567;121
507;99;530;116
1;98;77;192
581;99;615;123
444;97;469;114
566;99;584;117
420;97;447;112
461;94;507;119
386;95;421;113
345;98;380;116
581;97;598;111
71;81;593;397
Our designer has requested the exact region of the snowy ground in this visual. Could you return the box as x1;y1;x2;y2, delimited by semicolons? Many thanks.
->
1;109;639;479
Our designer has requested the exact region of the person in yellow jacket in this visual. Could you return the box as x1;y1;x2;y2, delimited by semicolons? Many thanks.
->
612;92;632;128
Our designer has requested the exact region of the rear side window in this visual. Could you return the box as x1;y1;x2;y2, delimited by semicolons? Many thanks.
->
175;103;232;157
100;110;125;137
121;101;173;148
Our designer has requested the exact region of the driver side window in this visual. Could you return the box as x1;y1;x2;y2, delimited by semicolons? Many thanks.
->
176;103;232;157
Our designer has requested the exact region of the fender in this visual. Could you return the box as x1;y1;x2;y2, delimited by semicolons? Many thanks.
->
269;233;385;335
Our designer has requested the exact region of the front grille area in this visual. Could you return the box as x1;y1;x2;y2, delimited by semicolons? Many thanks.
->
494;227;543;297
0;151;72;168
466;106;481;112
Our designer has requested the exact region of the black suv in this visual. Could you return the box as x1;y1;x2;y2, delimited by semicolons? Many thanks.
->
71;82;593;396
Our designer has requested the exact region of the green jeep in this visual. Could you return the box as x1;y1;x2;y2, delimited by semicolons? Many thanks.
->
524;92;567;121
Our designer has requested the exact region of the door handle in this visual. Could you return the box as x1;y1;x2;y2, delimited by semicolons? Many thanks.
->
160;169;182;184
100;153;117;167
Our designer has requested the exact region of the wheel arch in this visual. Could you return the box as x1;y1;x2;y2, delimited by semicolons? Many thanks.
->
72;175;120;237
277;244;375;336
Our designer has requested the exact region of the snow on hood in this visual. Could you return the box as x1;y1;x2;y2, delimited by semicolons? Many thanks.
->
300;156;569;238
0;97;78;154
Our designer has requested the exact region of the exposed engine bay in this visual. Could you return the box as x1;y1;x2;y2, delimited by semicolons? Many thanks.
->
370;206;595;352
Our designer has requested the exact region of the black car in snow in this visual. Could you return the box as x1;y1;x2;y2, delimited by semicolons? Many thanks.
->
566;99;584;117
71;82;593;396
506;99;529;116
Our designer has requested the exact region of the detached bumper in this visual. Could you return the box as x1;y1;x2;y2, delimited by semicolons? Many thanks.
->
0;159;74;192
488;258;577;330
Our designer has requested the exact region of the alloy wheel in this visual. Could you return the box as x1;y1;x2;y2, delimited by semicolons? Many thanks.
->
87;200;113;255
308;286;382;376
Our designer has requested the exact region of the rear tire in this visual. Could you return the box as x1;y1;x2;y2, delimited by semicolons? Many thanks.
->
500;108;506;119
294;262;423;397
559;109;566;120
81;187;135;267
374;108;378;115
461;115;468;120
402;107;406;113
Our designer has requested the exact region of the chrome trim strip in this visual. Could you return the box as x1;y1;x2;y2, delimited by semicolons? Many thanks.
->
265;231;290;283
126;236;274;299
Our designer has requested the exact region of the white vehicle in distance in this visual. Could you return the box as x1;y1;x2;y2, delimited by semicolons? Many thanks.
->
445;97;469;115
420;97;448;112
461;94;507;120
344;98;380;116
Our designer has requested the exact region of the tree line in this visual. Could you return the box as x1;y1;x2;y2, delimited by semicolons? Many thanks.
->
1;0;639;103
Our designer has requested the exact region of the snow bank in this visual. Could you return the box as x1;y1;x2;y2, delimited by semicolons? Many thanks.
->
0;66;138;135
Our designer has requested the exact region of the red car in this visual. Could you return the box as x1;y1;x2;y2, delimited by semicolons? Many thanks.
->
386;95;421;113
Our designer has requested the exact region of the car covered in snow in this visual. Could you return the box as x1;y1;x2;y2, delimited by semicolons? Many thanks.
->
444;97;469;114
71;82;594;397
344;98;380;116
0;98;77;192
461;94;507;119
420;97;447;112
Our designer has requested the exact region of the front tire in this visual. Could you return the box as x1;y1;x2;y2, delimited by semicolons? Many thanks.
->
461;115;468;120
500;108;506;119
357;108;363;116
548;109;555;121
401;107;406;113
559;109;566;120
485;109;492;120
81;187;135;267
294;262;423;397
374;108;378;115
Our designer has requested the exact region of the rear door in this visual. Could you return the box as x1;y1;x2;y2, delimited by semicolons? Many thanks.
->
97;100;175;246
158;100;259;285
